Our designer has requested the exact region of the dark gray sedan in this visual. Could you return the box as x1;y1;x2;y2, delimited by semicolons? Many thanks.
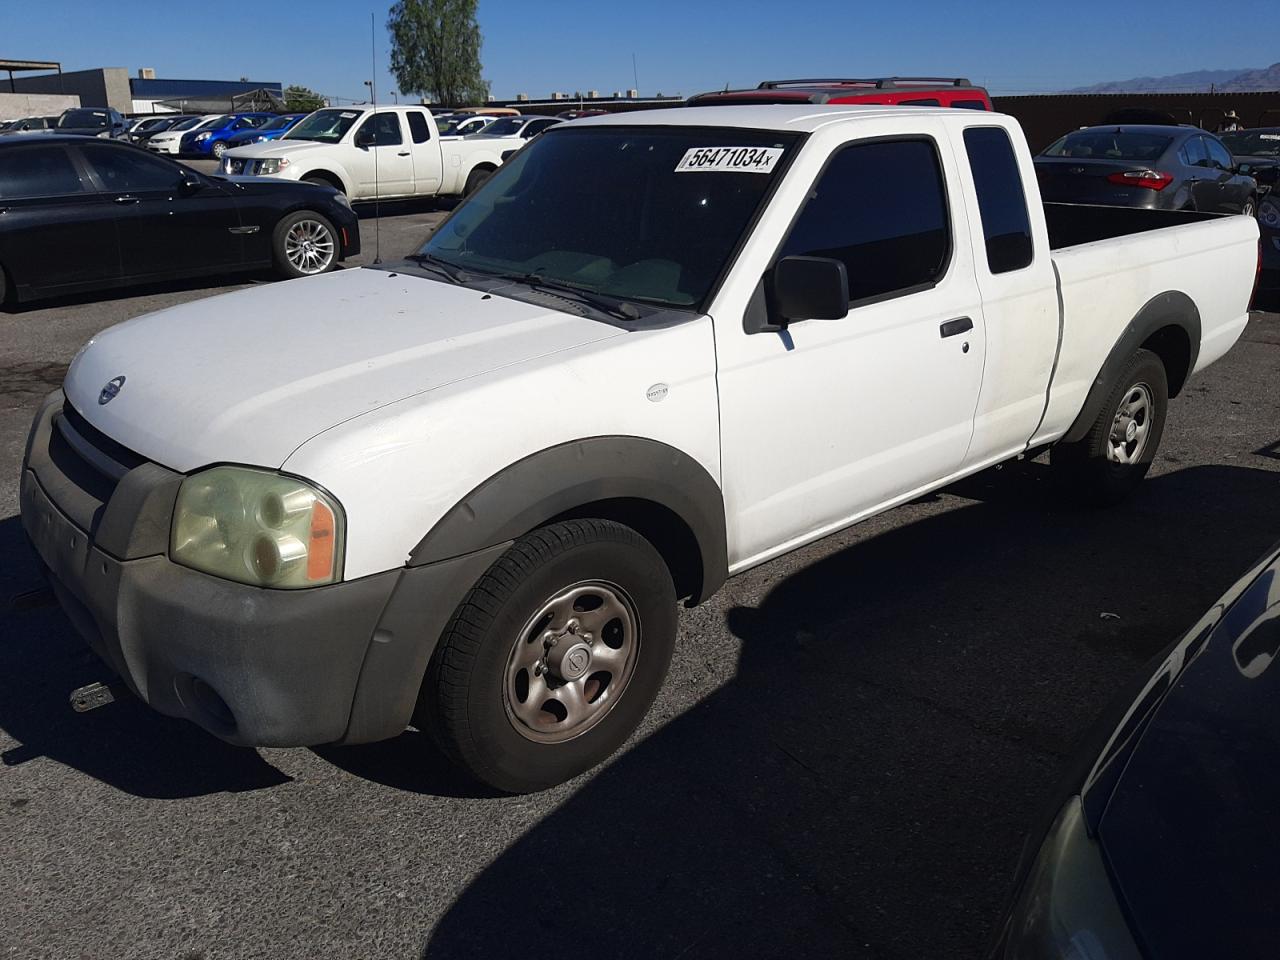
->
1036;125;1257;215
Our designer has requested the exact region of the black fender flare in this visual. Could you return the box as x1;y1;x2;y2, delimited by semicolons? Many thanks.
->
409;436;729;604
1061;291;1200;444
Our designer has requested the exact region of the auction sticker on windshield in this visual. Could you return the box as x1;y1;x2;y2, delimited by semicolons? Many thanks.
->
675;146;784;173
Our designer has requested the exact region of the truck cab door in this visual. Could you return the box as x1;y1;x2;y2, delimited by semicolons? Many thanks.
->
406;109;443;195
954;125;1061;469
351;112;415;198
714;135;986;566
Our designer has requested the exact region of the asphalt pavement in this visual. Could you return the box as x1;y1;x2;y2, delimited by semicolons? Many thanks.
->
3;187;1280;959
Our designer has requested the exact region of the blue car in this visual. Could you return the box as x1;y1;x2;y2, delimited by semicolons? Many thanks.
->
180;113;275;159
221;113;309;151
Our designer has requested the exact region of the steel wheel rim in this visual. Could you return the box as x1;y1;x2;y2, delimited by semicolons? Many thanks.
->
503;580;640;744
213;142;226;158
1107;382;1153;464
284;219;335;274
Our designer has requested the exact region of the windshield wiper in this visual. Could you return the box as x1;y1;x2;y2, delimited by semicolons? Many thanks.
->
403;253;471;284
487;272;642;322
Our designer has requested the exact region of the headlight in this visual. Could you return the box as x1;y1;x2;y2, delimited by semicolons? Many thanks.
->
171;466;344;588
1259;199;1280;230
257;157;290;175
195;131;211;141
996;797;1142;960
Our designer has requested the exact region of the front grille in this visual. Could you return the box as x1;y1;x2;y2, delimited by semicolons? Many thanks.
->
48;401;148;510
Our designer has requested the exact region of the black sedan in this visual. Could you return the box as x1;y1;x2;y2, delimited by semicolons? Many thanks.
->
1036;125;1258;215
0;136;359;305
990;544;1280;959
1219;127;1280;195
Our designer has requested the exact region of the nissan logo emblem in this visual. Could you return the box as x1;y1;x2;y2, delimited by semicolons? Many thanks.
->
98;376;126;405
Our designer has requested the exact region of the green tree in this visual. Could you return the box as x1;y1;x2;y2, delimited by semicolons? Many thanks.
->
283;85;327;112
387;0;488;106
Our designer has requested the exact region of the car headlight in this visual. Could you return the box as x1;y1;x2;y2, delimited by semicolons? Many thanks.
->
195;131;211;141
171;466;344;588
256;157;290;175
996;797;1142;960
1259;199;1280;230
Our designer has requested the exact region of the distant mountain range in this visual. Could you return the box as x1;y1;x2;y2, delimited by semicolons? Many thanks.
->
1069;63;1280;94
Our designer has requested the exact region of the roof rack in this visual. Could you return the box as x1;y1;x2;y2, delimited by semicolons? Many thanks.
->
757;77;975;90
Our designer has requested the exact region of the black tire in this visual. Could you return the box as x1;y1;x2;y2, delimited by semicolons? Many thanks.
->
419;519;678;793
1050;348;1169;506
463;166;493;196
271;210;339;279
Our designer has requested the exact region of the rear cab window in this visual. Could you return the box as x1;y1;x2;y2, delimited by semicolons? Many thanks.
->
963;127;1034;273
777;138;951;307
407;111;432;143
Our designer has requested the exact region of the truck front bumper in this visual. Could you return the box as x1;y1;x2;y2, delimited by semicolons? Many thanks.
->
19;391;506;748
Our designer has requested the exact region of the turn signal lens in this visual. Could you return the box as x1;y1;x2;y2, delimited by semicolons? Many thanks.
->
172;466;344;588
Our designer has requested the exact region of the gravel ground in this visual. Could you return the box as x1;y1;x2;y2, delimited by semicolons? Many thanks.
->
2;184;1279;959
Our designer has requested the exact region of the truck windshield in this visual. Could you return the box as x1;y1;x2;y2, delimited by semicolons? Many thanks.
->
1041;131;1172;161
285;109;362;143
421;127;798;311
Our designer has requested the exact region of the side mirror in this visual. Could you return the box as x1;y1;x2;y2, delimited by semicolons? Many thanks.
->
773;256;849;322
355;128;375;148
178;171;203;194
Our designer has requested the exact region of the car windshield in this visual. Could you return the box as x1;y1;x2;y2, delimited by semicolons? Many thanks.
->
136;118;167;131
170;117;203;131
436;116;470;136
1041;131;1173;161
1218;130;1280;158
479;116;524;137
202;115;233;129
421;127;798;312
285;108;362;143
260;115;298;131
57;109;110;129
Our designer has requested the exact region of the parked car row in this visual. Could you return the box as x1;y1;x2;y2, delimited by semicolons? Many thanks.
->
0;135;359;304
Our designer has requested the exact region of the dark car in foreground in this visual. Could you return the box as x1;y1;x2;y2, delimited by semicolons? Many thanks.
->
1219;127;1280;195
991;544;1280;959
1036;125;1257;214
0;136;359;305
53;107;128;139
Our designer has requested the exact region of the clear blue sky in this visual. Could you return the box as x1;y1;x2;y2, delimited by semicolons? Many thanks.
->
4;0;1278;103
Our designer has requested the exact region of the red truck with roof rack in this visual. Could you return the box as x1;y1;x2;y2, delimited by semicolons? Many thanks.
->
687;76;992;110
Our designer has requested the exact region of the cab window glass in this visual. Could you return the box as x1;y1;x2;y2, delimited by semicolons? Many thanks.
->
407;111;432;143
778;138;950;305
963;127;1034;273
359;112;403;146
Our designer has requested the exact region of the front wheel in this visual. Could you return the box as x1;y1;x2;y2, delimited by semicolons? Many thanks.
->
272;211;339;279
212;141;228;160
1242;196;1256;218
419;519;678;793
1050;348;1169;505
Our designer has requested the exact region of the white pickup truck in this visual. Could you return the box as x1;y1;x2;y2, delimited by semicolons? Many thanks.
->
220;104;509;200
22;106;1258;793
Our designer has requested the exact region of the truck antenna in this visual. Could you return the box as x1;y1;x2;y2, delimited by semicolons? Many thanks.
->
369;12;382;264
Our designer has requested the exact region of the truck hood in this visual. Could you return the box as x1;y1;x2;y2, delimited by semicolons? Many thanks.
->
224;139;332;159
64;268;625;472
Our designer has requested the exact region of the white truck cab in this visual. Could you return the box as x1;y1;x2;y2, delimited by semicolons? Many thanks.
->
222;104;509;200
23;106;1259;793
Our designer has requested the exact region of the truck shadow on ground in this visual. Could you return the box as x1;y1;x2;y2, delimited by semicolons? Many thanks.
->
419;462;1280;960
0;516;291;798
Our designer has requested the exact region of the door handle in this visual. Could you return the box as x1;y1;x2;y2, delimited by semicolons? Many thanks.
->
113;195;140;204
939;317;973;338
397;151;411;156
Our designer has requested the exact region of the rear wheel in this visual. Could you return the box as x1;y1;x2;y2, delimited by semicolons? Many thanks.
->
463;166;493;196
1051;348;1169;505
418;519;678;794
272;211;338;279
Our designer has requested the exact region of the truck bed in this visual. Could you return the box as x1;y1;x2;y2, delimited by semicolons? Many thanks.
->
1044;202;1220;250
1033;204;1258;447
